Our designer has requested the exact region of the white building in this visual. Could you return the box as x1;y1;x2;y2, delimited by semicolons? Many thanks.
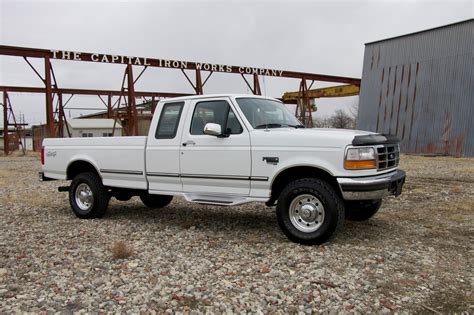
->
64;119;122;138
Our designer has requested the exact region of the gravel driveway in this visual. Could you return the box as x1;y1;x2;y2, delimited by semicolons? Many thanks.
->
0;154;472;313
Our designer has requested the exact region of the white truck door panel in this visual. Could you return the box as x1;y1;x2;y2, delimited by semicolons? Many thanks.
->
180;98;251;195
146;101;188;193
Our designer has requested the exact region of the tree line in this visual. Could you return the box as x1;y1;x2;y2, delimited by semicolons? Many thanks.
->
312;103;358;129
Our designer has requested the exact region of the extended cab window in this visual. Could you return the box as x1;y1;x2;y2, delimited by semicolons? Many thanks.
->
190;100;243;135
155;102;184;139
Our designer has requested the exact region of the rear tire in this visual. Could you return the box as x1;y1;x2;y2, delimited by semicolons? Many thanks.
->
140;193;173;208
276;178;344;245
69;172;110;219
345;199;382;221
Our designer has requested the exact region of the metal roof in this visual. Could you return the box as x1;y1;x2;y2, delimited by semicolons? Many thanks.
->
365;19;473;45
67;119;122;129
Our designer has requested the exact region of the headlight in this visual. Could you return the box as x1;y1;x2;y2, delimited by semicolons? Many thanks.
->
344;147;376;169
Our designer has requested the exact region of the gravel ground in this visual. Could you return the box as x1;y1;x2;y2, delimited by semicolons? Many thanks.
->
0;154;473;313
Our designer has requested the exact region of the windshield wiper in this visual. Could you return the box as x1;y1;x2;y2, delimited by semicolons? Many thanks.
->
255;123;305;129
255;123;283;129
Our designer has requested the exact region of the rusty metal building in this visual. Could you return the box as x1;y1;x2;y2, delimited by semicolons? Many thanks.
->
357;19;473;157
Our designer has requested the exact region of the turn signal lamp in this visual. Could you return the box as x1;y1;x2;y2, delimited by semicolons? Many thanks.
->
344;147;376;170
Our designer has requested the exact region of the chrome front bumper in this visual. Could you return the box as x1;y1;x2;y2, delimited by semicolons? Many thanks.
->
337;169;406;200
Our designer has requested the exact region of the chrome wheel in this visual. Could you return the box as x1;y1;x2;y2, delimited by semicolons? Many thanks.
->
75;183;93;211
289;194;325;233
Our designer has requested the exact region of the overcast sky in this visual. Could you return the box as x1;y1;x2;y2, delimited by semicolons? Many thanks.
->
0;0;472;126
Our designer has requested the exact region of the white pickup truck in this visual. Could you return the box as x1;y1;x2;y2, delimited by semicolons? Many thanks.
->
40;94;405;244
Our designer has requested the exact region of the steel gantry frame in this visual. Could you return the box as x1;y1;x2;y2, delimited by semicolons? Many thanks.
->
2;92;28;154
0;45;360;154
283;84;361;127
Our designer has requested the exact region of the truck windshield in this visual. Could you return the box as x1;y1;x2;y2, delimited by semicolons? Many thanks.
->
235;98;304;129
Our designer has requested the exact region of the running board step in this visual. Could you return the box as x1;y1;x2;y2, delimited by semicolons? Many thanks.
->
184;193;251;206
191;199;233;205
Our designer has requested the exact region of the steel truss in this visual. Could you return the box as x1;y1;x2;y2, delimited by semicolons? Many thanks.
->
0;45;360;154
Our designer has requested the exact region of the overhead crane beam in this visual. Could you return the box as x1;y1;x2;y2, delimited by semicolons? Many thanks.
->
282;84;360;102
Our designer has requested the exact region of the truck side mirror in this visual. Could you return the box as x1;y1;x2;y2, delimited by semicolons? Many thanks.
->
203;123;222;136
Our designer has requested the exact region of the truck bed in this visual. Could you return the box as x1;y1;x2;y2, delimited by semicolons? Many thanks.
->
42;136;148;190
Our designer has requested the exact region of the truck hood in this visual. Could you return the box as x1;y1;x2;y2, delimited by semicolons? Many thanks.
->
250;127;377;148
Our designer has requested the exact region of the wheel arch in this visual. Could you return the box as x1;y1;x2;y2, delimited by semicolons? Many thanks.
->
270;165;341;204
66;159;101;180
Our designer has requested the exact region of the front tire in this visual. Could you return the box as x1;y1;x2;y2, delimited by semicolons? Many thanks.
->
69;172;110;219
140;193;173;208
276;178;345;245
345;199;382;221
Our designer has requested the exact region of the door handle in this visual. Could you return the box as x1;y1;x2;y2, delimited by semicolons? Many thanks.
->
182;140;196;146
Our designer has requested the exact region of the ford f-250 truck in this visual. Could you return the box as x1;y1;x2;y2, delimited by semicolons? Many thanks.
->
40;94;405;244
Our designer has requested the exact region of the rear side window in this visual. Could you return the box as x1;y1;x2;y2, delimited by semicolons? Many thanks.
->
155;102;184;139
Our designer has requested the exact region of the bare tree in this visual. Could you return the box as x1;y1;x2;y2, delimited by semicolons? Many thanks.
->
311;97;359;129
313;116;331;128
330;109;355;129
348;97;359;128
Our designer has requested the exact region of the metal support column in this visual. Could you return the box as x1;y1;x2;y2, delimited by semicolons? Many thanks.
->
151;96;156;114
253;74;262;95
59;93;72;138
107;93;112;118
3;92;8;155
44;57;55;137
295;79;313;128
126;64;138;136
195;70;203;95
57;93;64;137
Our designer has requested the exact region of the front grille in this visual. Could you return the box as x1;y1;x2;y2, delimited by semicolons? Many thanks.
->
376;144;400;170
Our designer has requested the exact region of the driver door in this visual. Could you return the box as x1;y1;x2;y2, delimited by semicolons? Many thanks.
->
179;97;251;196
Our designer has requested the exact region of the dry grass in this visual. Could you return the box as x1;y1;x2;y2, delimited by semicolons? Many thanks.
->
111;240;133;259
0;168;8;182
0;154;62;208
0;150;41;158
1;191;50;208
0;167;52;207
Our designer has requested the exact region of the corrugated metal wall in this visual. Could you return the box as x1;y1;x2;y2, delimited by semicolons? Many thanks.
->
357;20;473;157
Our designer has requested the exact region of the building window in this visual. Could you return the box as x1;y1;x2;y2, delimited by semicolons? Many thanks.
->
102;133;113;137
82;133;93;137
